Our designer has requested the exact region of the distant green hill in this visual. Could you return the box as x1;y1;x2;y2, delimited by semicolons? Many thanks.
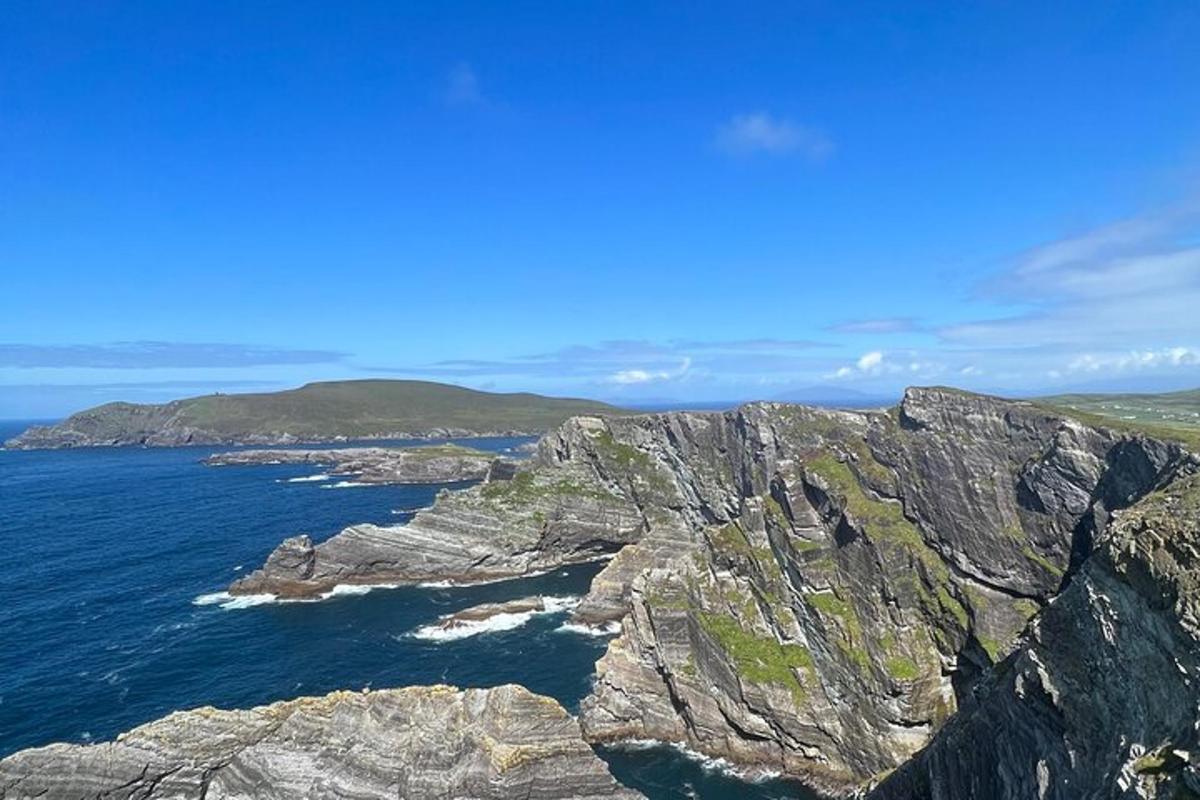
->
1036;387;1200;448
5;380;629;449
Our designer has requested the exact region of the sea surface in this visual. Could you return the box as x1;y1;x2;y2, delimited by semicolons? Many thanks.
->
0;420;813;799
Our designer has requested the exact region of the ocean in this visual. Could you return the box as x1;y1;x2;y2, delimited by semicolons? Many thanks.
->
0;421;813;799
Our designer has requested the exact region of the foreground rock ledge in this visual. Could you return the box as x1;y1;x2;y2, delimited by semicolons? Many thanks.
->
0;684;644;800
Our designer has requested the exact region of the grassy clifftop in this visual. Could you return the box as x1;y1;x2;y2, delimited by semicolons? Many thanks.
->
1036;387;1200;449
6;380;628;448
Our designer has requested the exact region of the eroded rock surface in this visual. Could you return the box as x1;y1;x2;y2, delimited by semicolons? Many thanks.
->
0;684;643;800
204;444;507;484
230;388;1197;794
865;473;1200;800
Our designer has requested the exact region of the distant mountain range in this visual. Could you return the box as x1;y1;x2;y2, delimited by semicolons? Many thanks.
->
3;380;627;449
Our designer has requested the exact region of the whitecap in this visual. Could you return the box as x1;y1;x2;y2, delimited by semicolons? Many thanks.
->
192;581;403;611
286;473;331;483
193;591;279;610
409;595;580;642
320;480;372;489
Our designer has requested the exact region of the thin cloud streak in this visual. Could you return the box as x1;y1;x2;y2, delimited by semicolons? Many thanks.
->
715;112;833;160
0;342;349;369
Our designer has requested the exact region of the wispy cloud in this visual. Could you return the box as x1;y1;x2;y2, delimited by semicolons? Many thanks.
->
363;339;839;382
828;317;921;335
444;62;484;107
941;206;1200;348
0;342;348;369
714;112;833;160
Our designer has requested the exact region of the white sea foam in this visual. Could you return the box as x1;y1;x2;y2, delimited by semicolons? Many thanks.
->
557;620;622;637
609;739;781;780
286;473;331;483
193;591;278;610
320;480;372;489
192;581;402;610
391;504;432;515
409;595;580;642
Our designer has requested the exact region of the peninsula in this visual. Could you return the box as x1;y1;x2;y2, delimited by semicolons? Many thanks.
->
4;379;626;449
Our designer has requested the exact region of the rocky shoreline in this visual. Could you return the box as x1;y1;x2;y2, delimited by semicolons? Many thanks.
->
7;387;1200;799
203;444;515;485
5;425;539;450
227;387;1199;796
0;684;643;800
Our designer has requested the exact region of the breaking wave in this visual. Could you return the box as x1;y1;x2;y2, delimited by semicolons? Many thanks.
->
408;596;580;642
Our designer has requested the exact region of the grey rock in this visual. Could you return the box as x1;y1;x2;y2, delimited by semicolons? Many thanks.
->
229;387;1197;794
204;445;505;484
0;684;643;800
865;473;1200;800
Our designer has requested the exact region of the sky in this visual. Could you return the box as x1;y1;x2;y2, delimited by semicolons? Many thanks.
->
3;1;1200;418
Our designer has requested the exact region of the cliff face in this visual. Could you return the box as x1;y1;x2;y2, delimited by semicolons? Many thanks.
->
0;684;643;800
231;387;1196;794
865;473;1200;800
575;390;1191;791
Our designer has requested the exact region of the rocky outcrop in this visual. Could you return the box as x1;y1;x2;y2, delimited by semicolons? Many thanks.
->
0;684;644;800
204;444;508;484
864;473;1200;800
229;387;1198;794
230;418;647;597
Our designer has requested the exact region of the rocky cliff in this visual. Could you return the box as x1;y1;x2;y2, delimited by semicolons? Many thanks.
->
227;387;1198;795
864;472;1200;800
0;684;643;800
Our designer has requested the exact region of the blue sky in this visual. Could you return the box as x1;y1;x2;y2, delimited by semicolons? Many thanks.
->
3;2;1200;417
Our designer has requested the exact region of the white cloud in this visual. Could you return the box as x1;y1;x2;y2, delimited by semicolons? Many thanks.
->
715;112;833;160
856;351;884;372
445;62;483;106
609;358;692;385
1065;346;1199;373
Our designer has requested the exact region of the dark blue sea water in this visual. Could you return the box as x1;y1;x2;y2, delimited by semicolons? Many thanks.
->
0;421;813;799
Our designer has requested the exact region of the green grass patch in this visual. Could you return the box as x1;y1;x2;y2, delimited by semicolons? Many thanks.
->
885;655;922;681
698;612;812;699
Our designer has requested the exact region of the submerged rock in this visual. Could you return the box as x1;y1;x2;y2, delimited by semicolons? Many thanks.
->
0;684;644;800
204;444;505;484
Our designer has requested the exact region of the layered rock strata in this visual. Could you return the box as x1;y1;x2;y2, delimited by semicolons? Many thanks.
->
230;388;1197;793
0;684;643;800
864;473;1200;800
